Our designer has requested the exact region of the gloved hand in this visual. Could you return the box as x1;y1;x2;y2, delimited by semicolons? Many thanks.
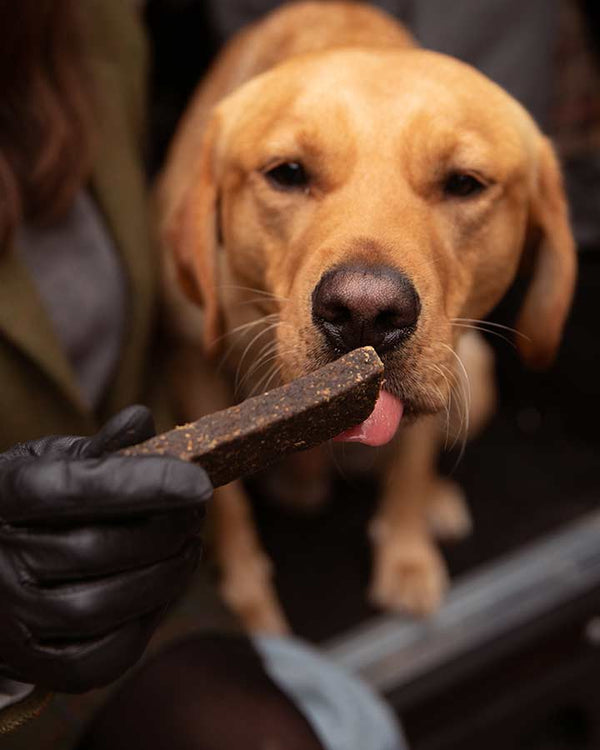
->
0;406;211;693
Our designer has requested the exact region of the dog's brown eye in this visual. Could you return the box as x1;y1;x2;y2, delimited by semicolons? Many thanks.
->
264;162;309;191
444;172;486;198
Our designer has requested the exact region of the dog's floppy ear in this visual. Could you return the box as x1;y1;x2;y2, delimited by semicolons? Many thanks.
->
516;136;577;369
165;115;224;356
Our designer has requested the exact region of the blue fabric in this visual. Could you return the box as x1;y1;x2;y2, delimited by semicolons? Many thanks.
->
254;635;408;750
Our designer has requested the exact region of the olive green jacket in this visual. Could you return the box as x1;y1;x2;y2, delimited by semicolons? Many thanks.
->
0;0;157;737
0;0;157;451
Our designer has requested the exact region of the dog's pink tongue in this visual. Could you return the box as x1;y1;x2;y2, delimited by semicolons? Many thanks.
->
334;390;403;447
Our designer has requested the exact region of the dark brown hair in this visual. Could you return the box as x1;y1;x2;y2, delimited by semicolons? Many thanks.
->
0;0;94;250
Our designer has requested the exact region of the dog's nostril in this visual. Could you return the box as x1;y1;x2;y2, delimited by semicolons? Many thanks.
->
376;302;419;331
312;264;421;354
322;305;351;325
376;309;403;330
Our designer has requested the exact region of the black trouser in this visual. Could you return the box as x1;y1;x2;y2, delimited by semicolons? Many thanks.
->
77;635;324;750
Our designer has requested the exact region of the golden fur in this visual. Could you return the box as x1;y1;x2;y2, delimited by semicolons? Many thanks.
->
157;1;576;632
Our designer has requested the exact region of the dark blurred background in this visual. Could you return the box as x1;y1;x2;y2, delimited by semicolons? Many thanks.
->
143;2;600;747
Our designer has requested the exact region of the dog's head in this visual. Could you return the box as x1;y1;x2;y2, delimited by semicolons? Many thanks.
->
168;48;576;435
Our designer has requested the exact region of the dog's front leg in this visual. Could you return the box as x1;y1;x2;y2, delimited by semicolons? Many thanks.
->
211;480;290;634
369;415;459;616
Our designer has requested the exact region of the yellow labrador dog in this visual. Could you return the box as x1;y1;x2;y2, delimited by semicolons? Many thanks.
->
157;1;576;632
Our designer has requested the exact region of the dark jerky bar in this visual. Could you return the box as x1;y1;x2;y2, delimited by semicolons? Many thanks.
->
122;346;383;487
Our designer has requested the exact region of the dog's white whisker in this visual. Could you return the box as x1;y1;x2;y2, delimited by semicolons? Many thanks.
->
234;298;282;309
234;328;281;393
440;343;471;463
442;344;471;455
238;339;279;381
219;315;296;381
256;361;284;395
225;314;280;339
237;339;282;394
217;284;290;303
247;345;296;397
243;340;296;394
437;363;458;448
436;360;466;451
441;343;471;405
451;322;517;350
214;314;279;356
429;364;452;450
451;317;530;341
234;321;281;393
438;381;456;451
247;362;278;398
215;315;280;375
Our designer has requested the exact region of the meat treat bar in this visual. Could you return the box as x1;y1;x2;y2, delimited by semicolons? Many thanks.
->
122;346;384;487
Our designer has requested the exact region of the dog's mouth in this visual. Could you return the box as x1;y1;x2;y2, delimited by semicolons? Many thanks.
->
334;388;404;446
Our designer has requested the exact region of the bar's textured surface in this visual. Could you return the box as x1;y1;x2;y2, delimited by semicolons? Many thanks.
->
123;346;383;487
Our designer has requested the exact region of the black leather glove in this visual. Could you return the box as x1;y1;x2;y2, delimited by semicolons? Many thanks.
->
0;406;212;693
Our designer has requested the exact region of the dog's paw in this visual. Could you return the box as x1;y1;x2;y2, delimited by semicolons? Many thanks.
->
220;554;290;635
427;479;472;540
368;524;449;616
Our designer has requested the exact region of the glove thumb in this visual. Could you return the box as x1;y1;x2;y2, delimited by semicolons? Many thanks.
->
84;405;156;457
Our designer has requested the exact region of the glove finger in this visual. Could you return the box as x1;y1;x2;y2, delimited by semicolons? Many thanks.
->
1;509;204;584
0;407;154;464
4;607;167;693
23;541;200;641
0;435;89;461
83;405;156;457
1;454;212;524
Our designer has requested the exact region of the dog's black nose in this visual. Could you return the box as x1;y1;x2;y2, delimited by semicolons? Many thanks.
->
312;265;421;354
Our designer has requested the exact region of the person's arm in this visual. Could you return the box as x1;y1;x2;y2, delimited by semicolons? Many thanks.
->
0;405;211;731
